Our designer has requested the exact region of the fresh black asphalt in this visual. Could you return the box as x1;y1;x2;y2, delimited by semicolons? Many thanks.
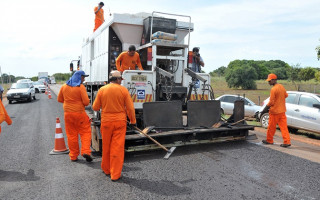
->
0;92;319;199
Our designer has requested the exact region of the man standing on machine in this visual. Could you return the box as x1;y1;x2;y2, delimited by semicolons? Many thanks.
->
191;47;204;73
116;45;144;72
94;2;104;32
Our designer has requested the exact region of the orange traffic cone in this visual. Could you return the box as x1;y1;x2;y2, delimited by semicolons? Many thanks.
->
45;86;48;95
48;90;52;99
49;117;69;155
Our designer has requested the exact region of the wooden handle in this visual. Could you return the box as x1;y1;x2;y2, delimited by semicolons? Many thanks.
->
133;126;169;152
230;117;249;126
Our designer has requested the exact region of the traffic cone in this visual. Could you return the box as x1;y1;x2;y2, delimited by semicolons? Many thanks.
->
49;117;69;155
48;89;52;99
45;86;48;95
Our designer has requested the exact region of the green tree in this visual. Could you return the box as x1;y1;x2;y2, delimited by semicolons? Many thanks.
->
210;66;226;77
31;76;38;81
15;76;26;82
251;62;270;79
53;73;71;82
315;71;320;82
316;39;320;60
288;64;301;90
299;67;316;81
225;64;258;89
1;73;15;83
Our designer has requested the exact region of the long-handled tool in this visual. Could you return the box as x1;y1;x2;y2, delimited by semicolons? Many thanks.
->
212;117;250;128
132;125;176;159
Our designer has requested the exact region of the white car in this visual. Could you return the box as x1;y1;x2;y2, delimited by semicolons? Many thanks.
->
7;82;36;104
17;79;32;83
258;91;320;133
33;81;46;93
216;94;261;118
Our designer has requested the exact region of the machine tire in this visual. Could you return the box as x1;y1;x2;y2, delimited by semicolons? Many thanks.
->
220;108;224;115
9;100;12;104
260;113;269;128
288;127;298;133
33;95;36;100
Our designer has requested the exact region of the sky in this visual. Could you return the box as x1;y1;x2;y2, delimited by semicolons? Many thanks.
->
0;0;319;78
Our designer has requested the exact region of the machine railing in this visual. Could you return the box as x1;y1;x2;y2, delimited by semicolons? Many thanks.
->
150;11;192;51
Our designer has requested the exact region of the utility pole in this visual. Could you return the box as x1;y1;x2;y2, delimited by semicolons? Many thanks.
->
0;66;3;85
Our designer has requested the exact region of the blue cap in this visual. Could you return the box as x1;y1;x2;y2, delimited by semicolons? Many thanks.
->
66;70;89;87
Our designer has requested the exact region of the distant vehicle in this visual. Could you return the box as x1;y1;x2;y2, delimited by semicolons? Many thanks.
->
258;91;320;133
33;81;46;93
7;82;36;104
50;76;56;84
215;94;261;118
17;79;32;83
38;72;48;80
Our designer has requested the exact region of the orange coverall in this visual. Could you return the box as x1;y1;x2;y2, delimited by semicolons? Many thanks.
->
57;84;91;160
266;83;291;144
92;83;136;180
94;6;104;32
0;99;12;134
116;51;144;72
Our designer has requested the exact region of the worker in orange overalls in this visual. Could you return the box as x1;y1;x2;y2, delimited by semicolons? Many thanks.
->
57;70;93;162
94;2;104;32
92;70;136;181
261;73;291;147
116;45;144;72
0;99;12;135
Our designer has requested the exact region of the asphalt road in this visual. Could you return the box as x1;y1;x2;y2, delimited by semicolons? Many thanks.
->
0;90;320;199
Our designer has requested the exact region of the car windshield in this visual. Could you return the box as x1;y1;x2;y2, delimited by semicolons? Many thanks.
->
33;82;42;85
12;83;30;89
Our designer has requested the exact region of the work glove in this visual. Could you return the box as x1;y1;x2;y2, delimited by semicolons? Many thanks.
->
129;123;137;130
260;105;270;116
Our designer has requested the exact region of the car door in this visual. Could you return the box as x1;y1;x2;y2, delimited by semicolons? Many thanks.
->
284;93;298;126
291;94;320;132
222;96;237;115
243;99;255;116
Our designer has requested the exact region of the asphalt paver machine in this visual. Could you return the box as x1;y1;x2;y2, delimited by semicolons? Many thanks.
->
78;11;254;153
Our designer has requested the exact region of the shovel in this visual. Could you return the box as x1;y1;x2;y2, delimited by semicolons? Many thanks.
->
212;117;250;128
132;125;176;159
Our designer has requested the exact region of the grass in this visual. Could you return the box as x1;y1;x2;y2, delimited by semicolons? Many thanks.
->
211;77;320;105
2;83;12;96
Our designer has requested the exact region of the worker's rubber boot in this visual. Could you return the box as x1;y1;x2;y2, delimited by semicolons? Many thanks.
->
82;154;93;162
262;140;273;145
280;144;291;148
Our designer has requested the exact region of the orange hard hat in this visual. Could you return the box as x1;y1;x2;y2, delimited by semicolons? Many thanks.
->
266;73;277;82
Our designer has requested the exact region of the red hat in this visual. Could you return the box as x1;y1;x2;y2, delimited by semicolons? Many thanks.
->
266;73;277;82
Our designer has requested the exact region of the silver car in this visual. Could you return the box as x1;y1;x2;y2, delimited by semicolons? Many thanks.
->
33;81;46;93
7;82;36;104
216;94;261;118
259;91;320;133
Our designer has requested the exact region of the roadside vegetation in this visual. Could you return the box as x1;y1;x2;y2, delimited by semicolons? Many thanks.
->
209;59;320;140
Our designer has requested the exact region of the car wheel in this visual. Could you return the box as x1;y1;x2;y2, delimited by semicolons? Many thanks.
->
220;108;224;115
288;127;298;133
260;113;269;128
33;95;36;100
9;100;12;104
28;94;32;102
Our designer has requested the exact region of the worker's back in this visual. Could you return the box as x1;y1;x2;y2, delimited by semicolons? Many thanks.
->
58;84;89;113
93;83;135;123
269;83;288;114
